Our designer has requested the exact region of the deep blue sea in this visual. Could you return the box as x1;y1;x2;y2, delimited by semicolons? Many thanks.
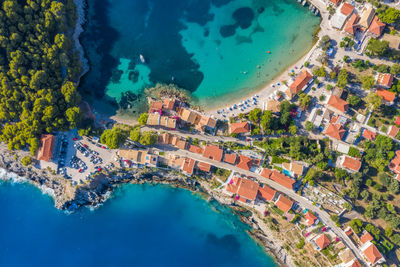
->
79;0;320;116
0;180;276;267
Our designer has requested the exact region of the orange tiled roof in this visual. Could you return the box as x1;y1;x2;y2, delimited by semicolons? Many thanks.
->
344;14;360;35
376;88;395;102
182;158;196;175
237;178;259;201
37;134;55;162
286;70;312;99
175;139;187;150
341;3;354;16
236;155;253;171
270;170;295;190
260;168;273;179
389;150;400;175
342;156;361;172
325;123;346;140
151;101;163;110
350;259;362;267
315;234;331;250
360;232;374;244
329;0;340;5
362;129;376;141
363;243;383;264
203;145;223;162
388;125;399;138
188;145;203;154
305;211;317;226
258;185;276;202
376;73;394;88
275;195;293;213
163;99;175;110
328;95;348;112
226;176;240;194
368;15;385;36
224;153;237;165
230;122;250;134
197;161;211;172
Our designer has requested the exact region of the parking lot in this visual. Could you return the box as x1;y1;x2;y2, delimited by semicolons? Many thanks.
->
54;132;117;185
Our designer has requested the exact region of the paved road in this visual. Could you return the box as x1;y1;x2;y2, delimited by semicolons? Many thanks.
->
172;146;367;265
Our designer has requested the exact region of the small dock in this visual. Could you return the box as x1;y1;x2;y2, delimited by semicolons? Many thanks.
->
298;0;320;16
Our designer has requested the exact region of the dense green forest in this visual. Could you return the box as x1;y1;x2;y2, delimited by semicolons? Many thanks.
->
0;0;82;154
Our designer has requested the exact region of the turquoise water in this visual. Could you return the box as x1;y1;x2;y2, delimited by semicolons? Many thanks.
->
0;180;276;266
79;0;320;115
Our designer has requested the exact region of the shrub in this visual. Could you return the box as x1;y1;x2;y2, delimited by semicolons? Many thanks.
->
21;156;33;166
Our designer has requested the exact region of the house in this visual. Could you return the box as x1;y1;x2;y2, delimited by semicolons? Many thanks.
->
119;149;159;167
260;168;273;179
224;153;237;165
331;2;354;30
396;116;400;126
160;116;177;129
383;33;400;50
339;249;361;267
37;134;55;162
361;241;385;266
376;88;395;105
168;155;184;169
315;234;331;250
359;6;376;31
196;115;217;133
360;232;374;244
197;161;211;173
146;113;161;126
282;161;305;178
188;145;203;154
225;177;259;203
368;15;385;37
344;14;360;35
269;170;296;190
179;108;200;125
325;123;346;140
376;73;394;89
163;98;176;110
339;156;362;172
328;95;349;113
328;0;340;6
258;185;277;202
202;145;223;162
274;194;293;213
230;122;250;135
305;211;317;227
150;101;163;113
170;136;187;150
389;150;400;180
266;99;281;113
362;128;376;141
158;132;173;144
236;155;253;171
285;70;313;99
182;158;196;175
387;125;399;138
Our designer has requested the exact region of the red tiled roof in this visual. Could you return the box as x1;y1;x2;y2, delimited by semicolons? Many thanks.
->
236;155;253;171
342;156;361;172
163;99;175;110
363;243;383;264
344;14;359;35
230;122;250;134
197;161;211;172
224;153;237;165
325;123;346;140
360;232;374;244
305;211;317;226
341;3;354;16
286;70;312;99
388;125;399;138
226;176;240;194
329;0;340;5
389;150;400;175
275;195;293;213
182;158;196;175
37;134;55;162
396;117;400;126
151;101;163;110
270;170;295;190
188;145;203;154
258;185;276;202
237;178;259;201
368;15;385;36
202;145;223;162
350;259;362;267
260;168;273;179
376;88;396;102
315;234;331;250
362;129;376;141
328;95;348;112
376;73;394;88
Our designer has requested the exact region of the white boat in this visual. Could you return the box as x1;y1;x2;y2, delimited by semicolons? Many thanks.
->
139;54;145;63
